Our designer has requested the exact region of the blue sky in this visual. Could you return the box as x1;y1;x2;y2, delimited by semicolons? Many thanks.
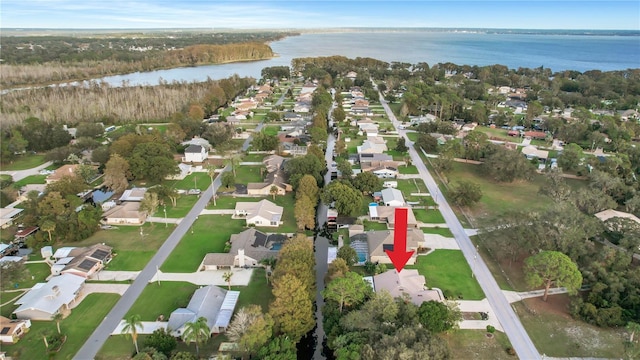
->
2;1;639;30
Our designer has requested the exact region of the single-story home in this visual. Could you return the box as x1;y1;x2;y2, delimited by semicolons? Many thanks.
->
369;206;418;229
199;228;281;270
381;188;405;207
357;140;387;154
372;270;443;305
102;201;148;225
365;228;422;265
0;207;23;229
247;169;291;197
118;187;147;202
0;316;31;344
521;145;549;161
183;145;208;163
13;273;85;320
234;199;283;227
46;164;79;184
167;286;240;336
372;167;398;179
51;244;112;278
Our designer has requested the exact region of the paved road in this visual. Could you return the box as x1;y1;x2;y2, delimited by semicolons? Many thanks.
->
0;160;53;182
379;95;541;360
74;169;225;360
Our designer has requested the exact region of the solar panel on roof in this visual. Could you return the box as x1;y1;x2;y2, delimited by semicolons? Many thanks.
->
382;244;394;252
77;259;97;271
1;327;10;335
90;249;109;261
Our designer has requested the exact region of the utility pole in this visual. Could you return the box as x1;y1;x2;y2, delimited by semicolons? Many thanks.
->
163;206;167;228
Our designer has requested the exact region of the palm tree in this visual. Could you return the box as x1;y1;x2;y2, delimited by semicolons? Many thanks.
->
40;329;50;351
182;316;210;357
269;185;279;200
41;220;56;243
628;321;640;343
226;153;241;177
223;271;233;290
52;312;64;334
121;314;144;354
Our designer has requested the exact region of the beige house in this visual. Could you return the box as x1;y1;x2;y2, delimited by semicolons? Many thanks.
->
366;229;422;265
46;164;79;184
0;316;31;344
102;202;147;225
373;270;443;305
234;199;283;227
247;155;292;196
0;207;23;229
51;244;112;278
369;206;418;229
199;228;281;270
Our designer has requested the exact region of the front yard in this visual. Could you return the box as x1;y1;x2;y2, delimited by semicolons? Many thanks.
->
413;208;445;223
407;250;485;300
126;281;198;321
1;154;47;171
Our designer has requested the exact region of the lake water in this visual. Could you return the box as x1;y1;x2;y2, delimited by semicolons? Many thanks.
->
76;31;640;87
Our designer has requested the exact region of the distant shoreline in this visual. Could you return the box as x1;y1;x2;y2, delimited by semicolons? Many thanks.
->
1;27;638;37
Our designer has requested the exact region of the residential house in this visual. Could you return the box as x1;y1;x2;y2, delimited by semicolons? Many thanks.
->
183;145;208;163
359;153;399;172
521;145;549;162
293;103;311;113
523;131;547;140
118;187;147;202
372;270;443;305
0;316;31;344
51;244;112;278
167;286;240;336
358;123;379;137
461;122;478;132
0;208;23;229
300;82;317;95
364;228;422;265
369;206;418;229
102;201;147;225
281;144;308;157
234;199;283;227
283;112;303;121
13;273;85;320
595;209;640;226
199;228;281;270
409;114;437;125
46;164;79;184
181;137;211;151
372;167;398;179
357;140;387;154
247;156;292;196
14;226;38;243
346;71;357;80
381;188;405;207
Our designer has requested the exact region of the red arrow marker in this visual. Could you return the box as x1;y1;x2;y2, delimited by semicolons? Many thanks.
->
385;207;415;272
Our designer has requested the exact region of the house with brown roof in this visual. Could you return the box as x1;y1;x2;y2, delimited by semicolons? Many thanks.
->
369;206;418;229
51;244;112;278
363;229;422;265
199;228;281;270
0;316;31;344
46;164;79;184
372;270;443;305
102;201;147;225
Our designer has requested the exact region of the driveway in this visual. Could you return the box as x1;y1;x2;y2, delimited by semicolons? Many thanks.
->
0;161;52;182
71;283;130;309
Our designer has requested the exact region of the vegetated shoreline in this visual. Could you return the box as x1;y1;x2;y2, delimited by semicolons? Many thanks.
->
0;54;279;92
0;42;276;89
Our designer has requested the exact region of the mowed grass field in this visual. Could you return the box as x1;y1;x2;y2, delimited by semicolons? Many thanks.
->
407;249;485;300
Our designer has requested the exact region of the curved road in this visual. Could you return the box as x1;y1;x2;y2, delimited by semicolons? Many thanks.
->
379;94;541;360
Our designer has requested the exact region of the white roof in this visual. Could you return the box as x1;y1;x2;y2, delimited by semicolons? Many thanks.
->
0;243;10;253
14;274;85;316
53;247;77;259
0;208;23;227
214;290;240;329
595;209;640;225
381;188;405;205
0;256;23;263
369;205;379;219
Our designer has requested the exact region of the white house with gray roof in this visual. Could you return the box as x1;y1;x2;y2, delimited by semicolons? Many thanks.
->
167;286;239;336
234;199;283;227
381;188;405;207
13;273;85;320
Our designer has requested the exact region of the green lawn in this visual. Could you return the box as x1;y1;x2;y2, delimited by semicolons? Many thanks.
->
443;330;514;360
442;162;557;219
231;268;273;313
398;165;419;174
13;174;47;188
396;178;429;196
406;132;419;142
158;195;199;218
513;299;626;358
209;195;262;209
161;215;245;272
234;166;264;184
126;282;198;321
422;227;454;237
262;125;279;136
363;220;388;231
413;209;445;223
1;154;46;171
1;293;120;360
407;250;485;300
166;172;211;191
61;223;174;271
243;153;266;162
